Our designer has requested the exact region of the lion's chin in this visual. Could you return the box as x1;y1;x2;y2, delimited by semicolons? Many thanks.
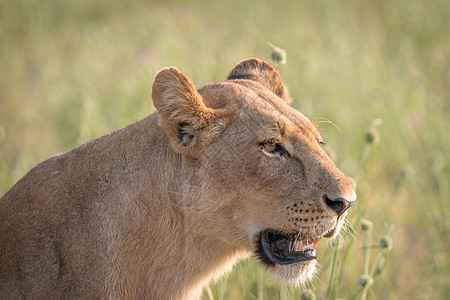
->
271;260;317;284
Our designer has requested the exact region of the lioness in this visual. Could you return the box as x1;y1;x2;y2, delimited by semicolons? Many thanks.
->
0;58;356;299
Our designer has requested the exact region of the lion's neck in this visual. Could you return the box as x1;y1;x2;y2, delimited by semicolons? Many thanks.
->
106;122;249;299
165;235;248;299
148;191;249;299
128;203;248;299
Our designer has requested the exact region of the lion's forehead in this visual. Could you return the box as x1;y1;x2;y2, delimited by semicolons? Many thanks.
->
278;107;317;132
242;89;319;138
200;80;319;141
202;81;315;122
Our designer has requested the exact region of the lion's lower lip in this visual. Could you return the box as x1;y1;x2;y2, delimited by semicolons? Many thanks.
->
258;230;318;265
323;227;336;238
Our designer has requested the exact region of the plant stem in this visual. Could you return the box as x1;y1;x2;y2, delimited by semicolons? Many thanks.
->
327;240;340;300
370;251;383;276
362;231;372;275
279;284;287;300
354;143;374;180
205;285;215;300
257;268;264;300
218;275;228;300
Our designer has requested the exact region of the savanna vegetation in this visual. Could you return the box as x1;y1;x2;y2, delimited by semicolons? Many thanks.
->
0;0;448;299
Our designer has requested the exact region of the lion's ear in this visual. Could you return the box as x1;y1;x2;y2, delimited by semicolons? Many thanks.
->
227;58;290;102
152;67;220;156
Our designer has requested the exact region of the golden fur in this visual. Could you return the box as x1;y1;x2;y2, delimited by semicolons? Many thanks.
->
0;58;355;299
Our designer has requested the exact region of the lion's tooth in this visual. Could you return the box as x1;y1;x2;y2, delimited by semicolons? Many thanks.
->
294;240;302;251
302;241;313;249
292;239;322;252
293;240;314;251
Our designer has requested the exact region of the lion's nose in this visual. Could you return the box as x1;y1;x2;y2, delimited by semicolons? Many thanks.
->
323;195;354;216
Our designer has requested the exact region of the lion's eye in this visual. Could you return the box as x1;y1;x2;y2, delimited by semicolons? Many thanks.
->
263;142;277;152
260;141;289;157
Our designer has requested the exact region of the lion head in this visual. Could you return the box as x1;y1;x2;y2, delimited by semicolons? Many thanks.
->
152;58;356;284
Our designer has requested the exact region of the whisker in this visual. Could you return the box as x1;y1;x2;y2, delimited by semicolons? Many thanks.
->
312;263;325;286
290;229;302;252
343;227;356;242
300;280;306;290
306;278;315;290
315;118;341;132
338;232;346;247
343;219;357;241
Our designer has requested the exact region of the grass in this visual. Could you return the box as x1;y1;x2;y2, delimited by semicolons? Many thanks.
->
1;0;449;299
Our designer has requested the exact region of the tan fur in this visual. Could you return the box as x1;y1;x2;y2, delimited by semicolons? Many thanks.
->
0;58;355;299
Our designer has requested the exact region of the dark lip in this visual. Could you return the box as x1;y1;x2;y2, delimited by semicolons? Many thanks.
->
323;227;336;238
256;230;317;266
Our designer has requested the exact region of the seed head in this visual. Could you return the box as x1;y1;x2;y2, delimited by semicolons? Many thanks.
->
300;289;317;300
359;275;374;288
365;119;382;145
361;219;373;231
268;42;286;65
379;235;393;251
365;127;380;145
271;48;286;64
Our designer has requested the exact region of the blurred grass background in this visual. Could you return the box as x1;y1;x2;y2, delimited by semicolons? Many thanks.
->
0;0;448;299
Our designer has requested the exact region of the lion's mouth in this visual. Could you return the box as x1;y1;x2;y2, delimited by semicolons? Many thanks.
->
256;230;321;266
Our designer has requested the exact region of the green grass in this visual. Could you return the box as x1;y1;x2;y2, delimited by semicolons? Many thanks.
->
1;0;449;299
